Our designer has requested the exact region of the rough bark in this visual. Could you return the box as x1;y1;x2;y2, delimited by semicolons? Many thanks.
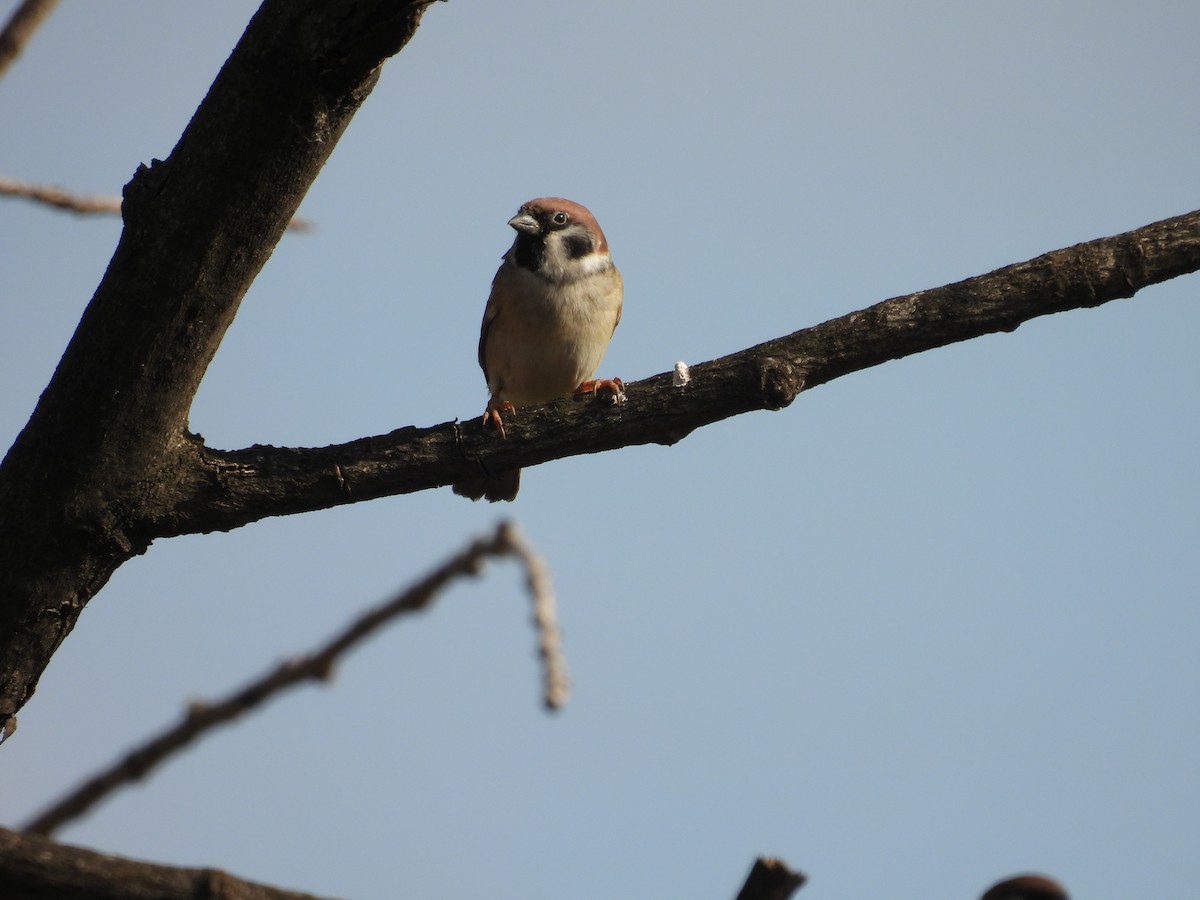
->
0;826;327;900
0;0;438;725
3;0;1199;749
0;829;813;900
161;207;1200;535
1;2;1197;898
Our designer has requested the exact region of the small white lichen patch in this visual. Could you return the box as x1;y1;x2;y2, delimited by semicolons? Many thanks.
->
672;361;691;388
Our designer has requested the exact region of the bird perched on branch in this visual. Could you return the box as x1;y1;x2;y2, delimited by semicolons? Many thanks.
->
453;198;624;502
980;874;1069;900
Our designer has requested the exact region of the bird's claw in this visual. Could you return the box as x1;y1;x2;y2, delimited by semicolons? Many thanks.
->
483;399;515;438
575;377;626;405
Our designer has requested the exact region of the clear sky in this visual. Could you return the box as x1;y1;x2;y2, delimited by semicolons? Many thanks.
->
2;3;1198;898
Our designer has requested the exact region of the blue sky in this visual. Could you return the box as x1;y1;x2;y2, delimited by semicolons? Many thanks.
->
2;3;1198;898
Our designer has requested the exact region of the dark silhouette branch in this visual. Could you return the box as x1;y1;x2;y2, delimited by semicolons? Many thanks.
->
2;825;800;900
0;3;1111;898
139;207;1199;539
0;173;314;230
23;521;564;838
735;857;807;900
0;826;327;900
0;0;57;77
0;0;439;725
1;0;1196;746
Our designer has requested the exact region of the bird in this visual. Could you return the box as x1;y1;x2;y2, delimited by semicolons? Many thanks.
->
453;198;624;502
980;874;1069;900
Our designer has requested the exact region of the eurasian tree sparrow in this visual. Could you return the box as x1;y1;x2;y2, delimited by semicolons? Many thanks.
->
980;874;1069;900
453;198;623;502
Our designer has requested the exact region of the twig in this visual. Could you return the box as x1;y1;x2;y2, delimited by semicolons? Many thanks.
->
0;0;58;78
0;173;118;214
735;857;807;900
506;524;570;709
22;520;564;837
0;174;315;231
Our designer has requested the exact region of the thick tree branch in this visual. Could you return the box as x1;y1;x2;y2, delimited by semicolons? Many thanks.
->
0;0;438;724
0;0;57;77
23;521;564;838
140;208;1199;538
0;826;797;900
0;826;327;900
0;0;1193;737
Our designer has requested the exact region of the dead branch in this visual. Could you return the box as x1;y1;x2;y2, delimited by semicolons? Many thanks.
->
0;0;58;77
0;174;115;213
0;0;438;728
2;826;804;900
735;857;807;900
0;174;314;230
21;520;562;838
1;0;1196;738
0;826;327;900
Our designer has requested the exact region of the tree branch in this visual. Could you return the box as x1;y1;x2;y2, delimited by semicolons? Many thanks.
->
0;0;57;78
0;827;798;900
137;207;1199;538
23;521;564;838
0;826;327;900
0;173;314;230
735;857;807;900
1;0;1196;737
0;173;115;214
0;0;438;724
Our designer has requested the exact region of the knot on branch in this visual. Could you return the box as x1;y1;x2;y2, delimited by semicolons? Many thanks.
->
121;159;170;218
751;357;805;410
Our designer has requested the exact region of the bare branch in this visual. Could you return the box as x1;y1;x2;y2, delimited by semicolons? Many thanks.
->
144;207;1200;539
735;857;807;900
0;0;58;78
505;523;570;710
0;826;327;900
0;0;439;726
0;173;315;230
1;0;1195;737
22;520;563;838
0;830;802;900
0;173;115;214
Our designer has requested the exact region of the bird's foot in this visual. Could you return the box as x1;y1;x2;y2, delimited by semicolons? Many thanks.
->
483;399;515;438
575;377;626;405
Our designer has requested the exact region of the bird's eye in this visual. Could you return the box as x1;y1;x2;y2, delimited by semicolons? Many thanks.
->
551;211;568;226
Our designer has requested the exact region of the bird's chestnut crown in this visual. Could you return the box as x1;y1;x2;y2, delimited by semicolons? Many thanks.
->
507;198;611;281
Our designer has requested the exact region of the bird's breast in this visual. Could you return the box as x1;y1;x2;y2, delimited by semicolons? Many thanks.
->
485;264;623;405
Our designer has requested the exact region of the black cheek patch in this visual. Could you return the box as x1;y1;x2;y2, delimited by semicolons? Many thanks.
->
562;230;595;260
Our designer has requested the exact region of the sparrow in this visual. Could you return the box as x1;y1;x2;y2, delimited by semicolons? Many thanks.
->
453;198;624;502
980;874;1069;900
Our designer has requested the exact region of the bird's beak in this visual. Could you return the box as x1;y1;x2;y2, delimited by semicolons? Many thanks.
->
508;213;540;234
